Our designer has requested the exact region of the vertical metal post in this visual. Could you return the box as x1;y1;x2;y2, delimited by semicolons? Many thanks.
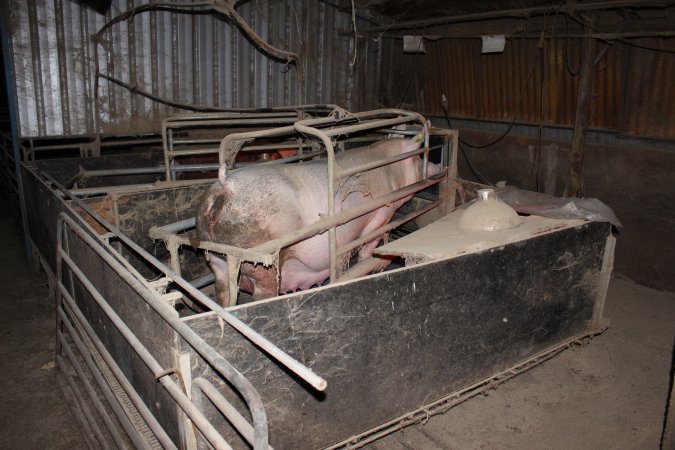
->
0;5;32;259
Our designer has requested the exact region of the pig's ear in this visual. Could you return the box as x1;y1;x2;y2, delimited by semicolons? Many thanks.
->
402;136;422;152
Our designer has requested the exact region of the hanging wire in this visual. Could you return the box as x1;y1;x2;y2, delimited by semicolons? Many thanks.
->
432;25;493;186
397;37;424;108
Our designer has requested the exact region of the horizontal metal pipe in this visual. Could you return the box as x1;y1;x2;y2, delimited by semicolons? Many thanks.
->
190;273;215;289
337;198;443;258
320;116;422;138
57;294;176;449
58;213;262;448
80;167;166;177
253;176;442;254
165;118;299;129
70;184;158;196
149;232;275;266
161;104;339;124
171;164;220;172
252;148;325;167
193;378;274;450
152;217;196;235
68;178;214;196
293;108;425;130
71;183;159;196
364;0;665;32
335;144;427;180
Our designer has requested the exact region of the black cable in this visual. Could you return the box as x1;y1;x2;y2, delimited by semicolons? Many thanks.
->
565;13;581;76
440;100;494;186
432;25;493;186
397;38;423;108
457;58;538;149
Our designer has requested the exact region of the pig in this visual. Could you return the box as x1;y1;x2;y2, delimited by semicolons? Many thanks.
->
196;136;434;306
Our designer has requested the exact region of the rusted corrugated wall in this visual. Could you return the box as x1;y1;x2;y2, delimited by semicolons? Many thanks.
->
7;0;381;138
381;36;675;139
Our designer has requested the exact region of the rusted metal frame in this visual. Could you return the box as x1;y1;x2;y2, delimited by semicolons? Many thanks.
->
56;308;156;450
293;110;429;282
47;174;326;395
57;214;254;449
192;378;275;450
326;323;609;449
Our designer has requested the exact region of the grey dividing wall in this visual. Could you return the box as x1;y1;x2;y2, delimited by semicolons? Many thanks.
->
6;0;382;138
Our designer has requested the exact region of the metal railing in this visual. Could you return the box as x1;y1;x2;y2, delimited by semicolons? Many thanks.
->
56;211;273;449
162;105;341;181
150;110;459;308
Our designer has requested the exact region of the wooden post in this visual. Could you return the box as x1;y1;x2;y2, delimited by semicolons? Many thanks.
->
564;17;598;198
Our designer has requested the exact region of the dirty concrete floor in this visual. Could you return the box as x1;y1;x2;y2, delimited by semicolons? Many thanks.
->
0;191;673;449
0;196;86;450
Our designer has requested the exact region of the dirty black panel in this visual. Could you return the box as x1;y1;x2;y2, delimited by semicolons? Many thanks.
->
184;221;610;449
22;164;72;274
108;184;213;280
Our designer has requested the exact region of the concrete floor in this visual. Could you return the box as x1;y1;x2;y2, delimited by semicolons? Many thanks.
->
0;192;673;449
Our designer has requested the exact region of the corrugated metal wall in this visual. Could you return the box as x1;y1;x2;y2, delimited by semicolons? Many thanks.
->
8;0;381;138
381;36;675;139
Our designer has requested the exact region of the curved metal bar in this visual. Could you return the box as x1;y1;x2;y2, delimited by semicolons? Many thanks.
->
57;212;268;449
192;378;275;450
46;173;327;394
